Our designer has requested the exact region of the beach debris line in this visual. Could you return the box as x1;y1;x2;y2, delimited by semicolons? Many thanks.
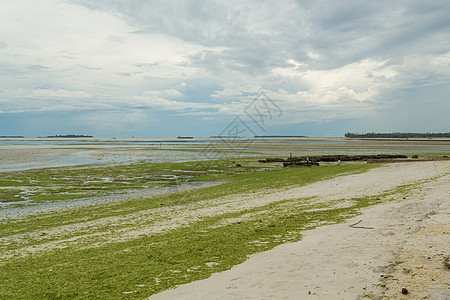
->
348;220;374;229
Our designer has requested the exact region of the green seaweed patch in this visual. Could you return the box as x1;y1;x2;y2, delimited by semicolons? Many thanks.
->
0;190;388;299
0;188;23;202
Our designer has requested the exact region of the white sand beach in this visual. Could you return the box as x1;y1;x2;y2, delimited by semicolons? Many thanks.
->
150;161;450;300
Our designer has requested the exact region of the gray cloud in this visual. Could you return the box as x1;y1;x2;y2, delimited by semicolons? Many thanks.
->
27;65;52;72
77;64;103;71
69;0;450;75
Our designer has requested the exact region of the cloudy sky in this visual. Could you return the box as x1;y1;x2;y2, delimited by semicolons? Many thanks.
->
1;0;449;137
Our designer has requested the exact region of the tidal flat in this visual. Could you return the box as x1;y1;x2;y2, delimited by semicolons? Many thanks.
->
0;138;449;299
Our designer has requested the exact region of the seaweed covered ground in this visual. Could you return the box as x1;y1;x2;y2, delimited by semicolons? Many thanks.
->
1;161;379;299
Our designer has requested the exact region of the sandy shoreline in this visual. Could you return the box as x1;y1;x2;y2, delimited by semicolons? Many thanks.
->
150;161;450;299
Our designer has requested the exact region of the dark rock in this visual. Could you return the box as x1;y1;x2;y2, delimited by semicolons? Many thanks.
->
401;287;408;295
286;157;303;161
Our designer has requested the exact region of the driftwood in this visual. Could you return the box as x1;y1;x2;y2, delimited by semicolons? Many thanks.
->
349;220;374;229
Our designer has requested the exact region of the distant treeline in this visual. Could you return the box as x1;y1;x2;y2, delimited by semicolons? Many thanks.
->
345;132;450;138
46;134;93;138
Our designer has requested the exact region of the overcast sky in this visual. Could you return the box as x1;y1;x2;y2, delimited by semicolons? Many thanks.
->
1;0;449;137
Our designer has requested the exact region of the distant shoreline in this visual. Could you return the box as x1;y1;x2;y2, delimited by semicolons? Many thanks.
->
44;135;94;138
345;132;450;139
346;137;450;141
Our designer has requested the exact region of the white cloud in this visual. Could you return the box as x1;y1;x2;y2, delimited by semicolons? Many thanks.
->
307;51;321;60
272;59;397;94
144;89;183;99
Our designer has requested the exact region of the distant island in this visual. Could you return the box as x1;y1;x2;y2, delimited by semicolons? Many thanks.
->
0;135;24;138
45;134;94;138
345;132;450;138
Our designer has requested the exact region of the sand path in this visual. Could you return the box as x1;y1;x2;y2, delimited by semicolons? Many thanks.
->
150;161;450;299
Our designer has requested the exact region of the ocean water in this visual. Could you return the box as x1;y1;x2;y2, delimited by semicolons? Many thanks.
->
1;137;449;172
